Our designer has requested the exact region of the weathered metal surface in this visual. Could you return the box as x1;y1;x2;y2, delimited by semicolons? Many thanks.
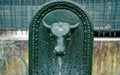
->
29;0;93;75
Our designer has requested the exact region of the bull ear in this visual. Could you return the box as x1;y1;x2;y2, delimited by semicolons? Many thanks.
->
70;23;79;29
43;21;51;28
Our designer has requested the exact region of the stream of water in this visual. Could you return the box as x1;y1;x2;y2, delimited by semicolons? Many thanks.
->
58;57;62;75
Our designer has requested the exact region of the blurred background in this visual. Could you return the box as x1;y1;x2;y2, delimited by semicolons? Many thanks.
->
0;0;120;75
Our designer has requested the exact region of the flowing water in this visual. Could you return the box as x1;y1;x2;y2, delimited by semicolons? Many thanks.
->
58;57;62;75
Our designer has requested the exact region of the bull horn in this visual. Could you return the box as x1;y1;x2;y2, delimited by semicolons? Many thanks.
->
43;21;51;28
70;23;79;28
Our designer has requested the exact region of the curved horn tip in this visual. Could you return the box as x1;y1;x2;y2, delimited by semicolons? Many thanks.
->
43;21;51;28
70;22;79;28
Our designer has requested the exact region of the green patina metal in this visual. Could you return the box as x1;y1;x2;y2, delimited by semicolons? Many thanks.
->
29;0;93;75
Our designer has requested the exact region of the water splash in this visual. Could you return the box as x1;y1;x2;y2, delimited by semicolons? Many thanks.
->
58;57;62;75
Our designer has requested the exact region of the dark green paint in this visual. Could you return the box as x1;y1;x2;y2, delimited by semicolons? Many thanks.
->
29;0;93;75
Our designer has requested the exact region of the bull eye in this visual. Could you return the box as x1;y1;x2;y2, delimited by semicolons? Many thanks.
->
51;23;70;37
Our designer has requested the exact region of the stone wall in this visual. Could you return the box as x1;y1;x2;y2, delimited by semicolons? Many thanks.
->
0;40;120;75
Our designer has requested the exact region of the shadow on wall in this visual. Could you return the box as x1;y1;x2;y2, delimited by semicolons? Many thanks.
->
0;40;120;75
